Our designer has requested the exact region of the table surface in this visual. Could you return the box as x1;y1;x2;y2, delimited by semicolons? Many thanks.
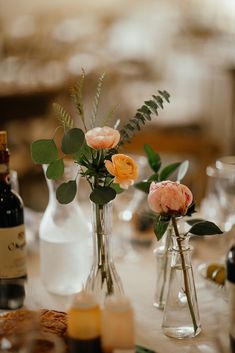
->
22;224;234;353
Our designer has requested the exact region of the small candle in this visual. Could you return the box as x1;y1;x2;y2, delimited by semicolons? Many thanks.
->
67;290;102;353
101;295;135;353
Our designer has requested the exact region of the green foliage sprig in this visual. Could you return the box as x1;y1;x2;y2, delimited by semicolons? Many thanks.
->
135;144;223;240
119;90;170;146
31;71;170;205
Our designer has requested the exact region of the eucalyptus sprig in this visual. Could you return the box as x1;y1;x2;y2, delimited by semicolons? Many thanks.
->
31;71;170;205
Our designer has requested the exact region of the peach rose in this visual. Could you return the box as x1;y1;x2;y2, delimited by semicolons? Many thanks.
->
85;126;120;150
105;154;138;189
147;180;193;215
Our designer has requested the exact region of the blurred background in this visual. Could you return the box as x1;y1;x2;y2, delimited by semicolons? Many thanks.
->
1;0;235;211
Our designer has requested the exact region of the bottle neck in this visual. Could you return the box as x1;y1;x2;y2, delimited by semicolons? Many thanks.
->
0;148;11;190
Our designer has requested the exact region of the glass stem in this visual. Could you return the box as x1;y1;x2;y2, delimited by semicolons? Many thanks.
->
171;216;198;334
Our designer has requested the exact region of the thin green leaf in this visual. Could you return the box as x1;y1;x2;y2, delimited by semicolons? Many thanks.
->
144;100;159;114
154;217;169;241
70;70;87;130
189;221;223;236
186;218;205;226
56;180;77;204
53;103;74;130
147;173;159;182
90;186;116;205
111;183;124;194
91;72;105;127
61;128;85;154
159;162;181;181
144;144;161;172
31;139;58;164
158;90;170;103
134;181;151;193
177;160;189;181
153;95;163;108
46;159;64;179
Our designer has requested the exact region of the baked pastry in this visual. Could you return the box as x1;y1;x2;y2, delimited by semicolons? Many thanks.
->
0;309;67;352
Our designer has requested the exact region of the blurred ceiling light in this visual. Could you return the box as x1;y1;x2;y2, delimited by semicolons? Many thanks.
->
53;17;98;43
7;15;35;38
67;53;98;74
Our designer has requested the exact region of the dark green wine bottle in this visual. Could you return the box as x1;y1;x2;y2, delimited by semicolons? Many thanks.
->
0;131;27;309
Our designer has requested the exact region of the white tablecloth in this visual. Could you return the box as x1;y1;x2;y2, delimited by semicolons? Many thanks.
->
24;230;233;353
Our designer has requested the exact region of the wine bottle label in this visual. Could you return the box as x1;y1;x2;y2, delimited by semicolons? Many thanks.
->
0;225;27;278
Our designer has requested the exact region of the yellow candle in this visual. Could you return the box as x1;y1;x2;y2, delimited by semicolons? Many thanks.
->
67;290;102;353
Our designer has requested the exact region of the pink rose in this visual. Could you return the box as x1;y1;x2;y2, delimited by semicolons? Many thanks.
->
85;126;120;150
147;181;193;215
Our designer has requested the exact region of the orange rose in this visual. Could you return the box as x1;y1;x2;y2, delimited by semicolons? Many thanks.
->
105;154;138;189
85;126;120;150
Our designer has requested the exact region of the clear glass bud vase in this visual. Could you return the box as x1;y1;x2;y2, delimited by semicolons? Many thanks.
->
39;161;91;295
85;201;124;305
153;226;172;309
162;224;201;339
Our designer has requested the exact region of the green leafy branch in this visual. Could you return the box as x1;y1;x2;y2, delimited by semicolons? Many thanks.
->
135;144;189;194
119;90;170;146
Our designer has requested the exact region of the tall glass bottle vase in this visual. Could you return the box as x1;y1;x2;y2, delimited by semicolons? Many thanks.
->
162;219;201;339
39;161;91;295
85;202;124;305
153;226;172;309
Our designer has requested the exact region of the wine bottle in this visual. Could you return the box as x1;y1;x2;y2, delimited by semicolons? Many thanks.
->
0;130;27;309
227;245;235;353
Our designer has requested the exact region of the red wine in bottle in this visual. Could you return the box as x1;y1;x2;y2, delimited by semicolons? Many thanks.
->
227;245;235;353
0;131;27;309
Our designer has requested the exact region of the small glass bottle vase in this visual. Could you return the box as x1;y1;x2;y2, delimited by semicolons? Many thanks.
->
162;231;201;339
85;202;124;305
153;226;172;310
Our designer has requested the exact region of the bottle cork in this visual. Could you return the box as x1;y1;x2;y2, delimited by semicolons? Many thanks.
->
0;131;7;149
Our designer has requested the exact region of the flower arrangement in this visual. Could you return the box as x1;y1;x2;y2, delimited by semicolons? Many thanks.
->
31;71;171;300
31;71;170;205
136;144;223;337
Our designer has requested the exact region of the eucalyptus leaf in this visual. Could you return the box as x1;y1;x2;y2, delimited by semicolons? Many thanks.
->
177;160;189;181
61;128;85;154
73;141;92;163
31;139;58;164
144;144;161;172
56;180;77;204
154;218;169;240
159;162;181;181
189;221;223;236
46;159;64;180
90;187;116;205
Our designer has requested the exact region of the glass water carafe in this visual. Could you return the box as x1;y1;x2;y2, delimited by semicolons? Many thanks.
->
39;161;91;295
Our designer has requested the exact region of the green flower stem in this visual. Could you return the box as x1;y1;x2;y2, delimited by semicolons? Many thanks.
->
95;203;113;295
159;229;171;307
172;216;198;334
